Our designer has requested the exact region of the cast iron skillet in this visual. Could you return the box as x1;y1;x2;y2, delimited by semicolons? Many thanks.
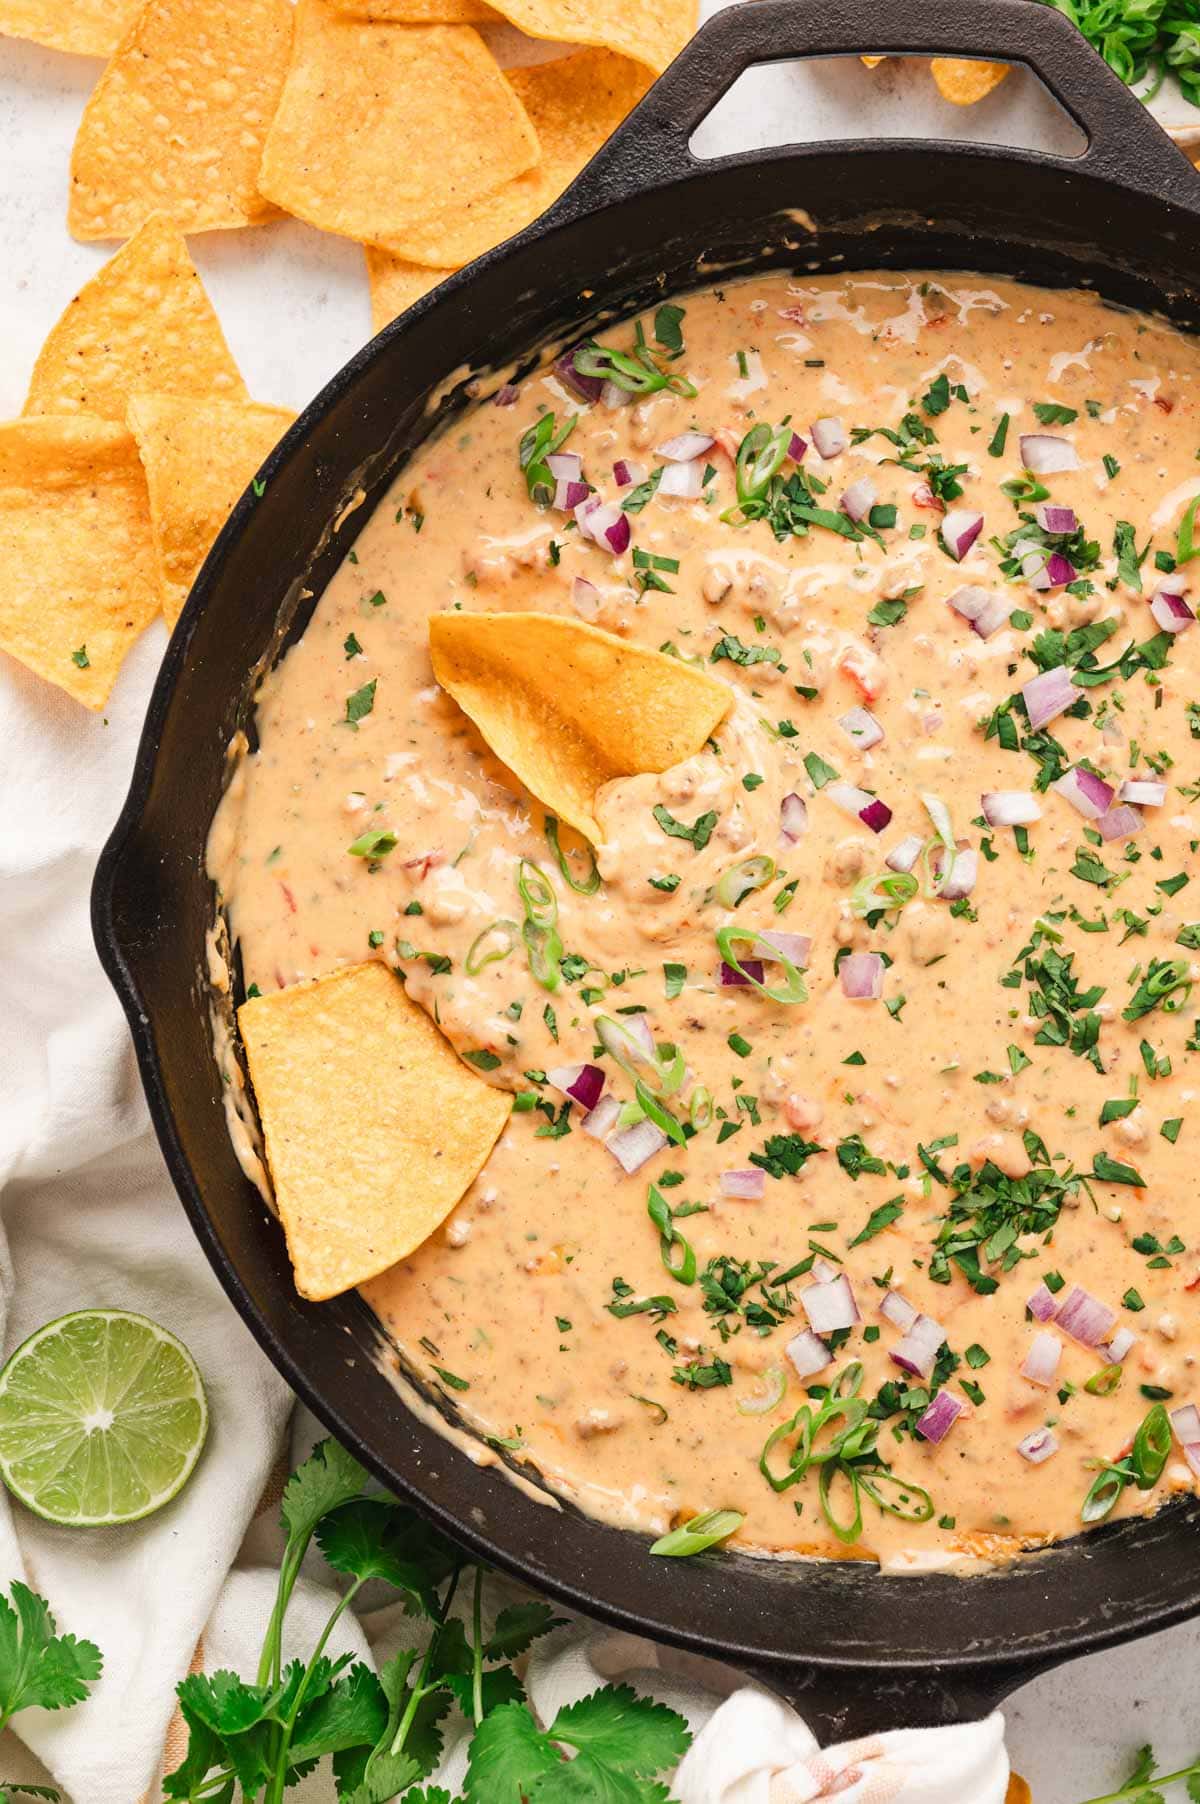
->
94;0;1200;1738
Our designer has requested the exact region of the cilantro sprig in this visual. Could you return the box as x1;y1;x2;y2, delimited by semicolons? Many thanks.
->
163;1438;690;1804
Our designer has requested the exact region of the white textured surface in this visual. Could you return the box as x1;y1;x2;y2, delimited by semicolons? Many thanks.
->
1;7;1198;1799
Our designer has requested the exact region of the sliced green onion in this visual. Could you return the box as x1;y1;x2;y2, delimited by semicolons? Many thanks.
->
920;791;958;896
1131;1402;1172;1489
737;1366;787;1417
689;1086;713;1129
648;1183;695;1283
759;1407;814;1492
850;870;918;917
1081;1462;1130;1524
545;815;601;895
818;1461;864;1545
596;1015;684;1097
1084;1364;1123;1397
465;919;518;975
635;1077;686;1147
715;926;808;1004
858;1468;935;1523
631;1394;668;1425
517;859;563;991
715;854;776;909
519;411;577;506
574;337;696;399
649;1507;744;1557
724;422;793;524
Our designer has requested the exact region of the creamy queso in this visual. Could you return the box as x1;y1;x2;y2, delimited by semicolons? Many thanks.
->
209;272;1200;1570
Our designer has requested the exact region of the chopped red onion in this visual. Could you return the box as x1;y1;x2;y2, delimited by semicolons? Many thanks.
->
547;451;582;484
879;1289;918;1331
838;706;884;749
841;476;877;522
916;1390;964;1444
658;459;705;501
1045;551;1078;589
1170;1403;1200;1444
760;930;812;967
1019;433;1080;474
840;951;883;1000
946;585;1011;640
720;958;764;988
801;1273;859;1334
547;1063;605;1111
1035;502;1078;535
555;347;603;403
612;459;643;489
1183;1444;1200;1480
1056;1285;1117;1349
1118;779;1167;807
788;431;808;462
982;790;1042;827
575;494;630;554
941;508;984;562
657;431;714;463
554;477;590;512
582;1094;620;1140
1051;765;1114;821
606;1117;667;1174
1096;802;1143;841
600;380;629;410
1017;1427;1059;1465
1022;664;1081;731
1101;1326;1136;1364
934;845;978;901
825;780;891;833
786;1329;832;1379
1150;589;1195;633
890;1314;946;1379
1016;542;1053;593
884;834;924;875
779;792;808;843
493;383;520;407
1026;1282;1059;1323
810;1255;841;1285
597;1013;653;1063
810;416;847;459
719;1168;766;1201
1021;1331;1062;1388
571;576;600;620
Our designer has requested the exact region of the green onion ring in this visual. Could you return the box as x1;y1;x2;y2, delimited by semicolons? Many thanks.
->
649;1507;744;1558
715;926;808;1004
465;919;518;975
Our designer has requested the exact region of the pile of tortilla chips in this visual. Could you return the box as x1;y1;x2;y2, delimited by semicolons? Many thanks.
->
3;0;696;339
1;214;295;706
0;0;698;703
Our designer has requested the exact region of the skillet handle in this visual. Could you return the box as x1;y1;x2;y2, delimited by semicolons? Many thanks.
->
735;1648;1066;1742
546;0;1200;224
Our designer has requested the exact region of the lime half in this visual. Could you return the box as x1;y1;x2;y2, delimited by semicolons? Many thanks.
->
0;1309;208;1526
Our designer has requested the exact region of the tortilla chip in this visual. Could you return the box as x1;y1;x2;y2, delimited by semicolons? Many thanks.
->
1006;1780;1031;1804
238;962;511;1301
68;0;293;241
258;6;539;245
379;50;651;269
126;391;296;626
484;0;695;75
930;58;1010;106
24;214;248;422
0;416;160;708
429;611;731;844
364;248;456;333
330;0;498;17
0;0;139;58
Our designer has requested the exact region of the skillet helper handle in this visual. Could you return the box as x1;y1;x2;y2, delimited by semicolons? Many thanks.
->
735;1648;1065;1742
552;0;1200;221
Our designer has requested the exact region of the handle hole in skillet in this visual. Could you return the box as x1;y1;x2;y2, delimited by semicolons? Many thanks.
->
688;52;1086;163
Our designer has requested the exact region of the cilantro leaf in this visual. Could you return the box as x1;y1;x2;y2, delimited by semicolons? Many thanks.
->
547;1685;691;1776
464;1701;562;1802
483;1602;563;1662
281;1438;369;1546
0;1583;102;1724
317;1500;456;1616
290;1662;387;1764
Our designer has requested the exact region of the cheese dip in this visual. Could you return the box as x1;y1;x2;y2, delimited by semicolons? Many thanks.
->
210;272;1200;1568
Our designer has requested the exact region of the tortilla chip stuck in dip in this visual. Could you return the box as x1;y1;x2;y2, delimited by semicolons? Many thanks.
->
238;961;511;1301
428;611;731;844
